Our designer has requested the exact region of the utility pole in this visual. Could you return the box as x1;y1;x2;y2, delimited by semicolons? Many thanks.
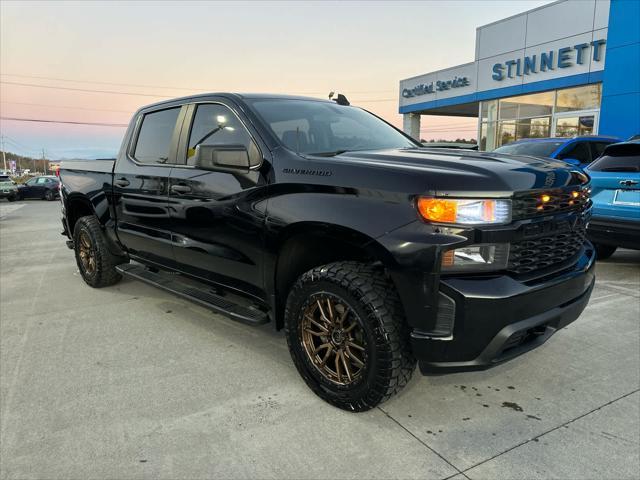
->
1;136;6;173
42;148;47;175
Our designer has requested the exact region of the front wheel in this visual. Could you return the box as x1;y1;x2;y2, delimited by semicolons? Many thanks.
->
7;195;16;202
284;261;415;412
595;243;617;260
73;215;126;287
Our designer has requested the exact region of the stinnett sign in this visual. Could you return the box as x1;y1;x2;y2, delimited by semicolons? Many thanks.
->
402;76;471;98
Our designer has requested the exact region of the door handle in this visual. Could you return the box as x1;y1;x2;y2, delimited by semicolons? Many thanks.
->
619;180;638;187
114;178;130;188
170;184;192;194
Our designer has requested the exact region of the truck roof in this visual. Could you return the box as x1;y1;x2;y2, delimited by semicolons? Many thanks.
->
139;92;333;112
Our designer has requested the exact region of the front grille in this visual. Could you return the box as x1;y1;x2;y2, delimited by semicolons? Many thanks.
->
512;187;590;220
508;223;587;275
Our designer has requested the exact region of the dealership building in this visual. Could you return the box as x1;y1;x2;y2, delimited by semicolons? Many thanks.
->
399;0;639;149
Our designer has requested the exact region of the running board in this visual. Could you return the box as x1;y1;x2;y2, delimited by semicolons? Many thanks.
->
116;263;269;326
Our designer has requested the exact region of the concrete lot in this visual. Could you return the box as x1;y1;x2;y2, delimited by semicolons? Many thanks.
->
1;200;639;480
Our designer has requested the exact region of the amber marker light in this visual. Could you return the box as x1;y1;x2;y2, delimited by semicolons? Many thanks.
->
417;198;457;223
571;191;580;198
541;194;551;203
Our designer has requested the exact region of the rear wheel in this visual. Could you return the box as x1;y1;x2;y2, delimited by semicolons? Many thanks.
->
73;215;126;287
45;189;55;201
284;261;415;412
594;243;617;260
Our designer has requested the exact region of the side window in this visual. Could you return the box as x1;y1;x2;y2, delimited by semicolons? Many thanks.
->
558;142;591;164
36;177;48;184
187;104;260;167
133;107;181;164
589;142;610;161
25;178;37;186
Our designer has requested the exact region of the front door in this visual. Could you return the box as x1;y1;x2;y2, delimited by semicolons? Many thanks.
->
168;101;269;300
552;110;599;137
112;105;185;268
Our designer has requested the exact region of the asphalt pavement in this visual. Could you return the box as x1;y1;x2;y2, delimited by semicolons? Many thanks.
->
1;200;639;479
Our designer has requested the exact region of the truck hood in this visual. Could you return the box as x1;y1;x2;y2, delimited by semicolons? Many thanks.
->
324;147;587;194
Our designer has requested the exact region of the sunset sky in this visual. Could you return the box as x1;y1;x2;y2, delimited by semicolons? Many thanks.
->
1;0;549;159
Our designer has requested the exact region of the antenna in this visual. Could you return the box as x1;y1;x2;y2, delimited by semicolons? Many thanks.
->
296;126;300;154
330;93;350;106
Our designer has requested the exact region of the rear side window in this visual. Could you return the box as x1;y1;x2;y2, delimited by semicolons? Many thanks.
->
589;141;611;160
133;107;181;164
557;142;591;163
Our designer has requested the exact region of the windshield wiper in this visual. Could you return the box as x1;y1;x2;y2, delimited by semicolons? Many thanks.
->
308;150;350;157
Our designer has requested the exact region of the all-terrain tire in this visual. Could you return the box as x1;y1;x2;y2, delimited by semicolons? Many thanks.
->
594;243;617;260
73;215;126;287
284;261;416;412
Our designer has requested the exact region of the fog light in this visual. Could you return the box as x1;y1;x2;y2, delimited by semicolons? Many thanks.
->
441;243;509;272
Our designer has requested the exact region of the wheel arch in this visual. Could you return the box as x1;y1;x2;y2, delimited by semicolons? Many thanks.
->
270;221;399;329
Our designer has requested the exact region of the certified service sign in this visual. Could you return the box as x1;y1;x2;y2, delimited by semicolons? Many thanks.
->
402;76;471;98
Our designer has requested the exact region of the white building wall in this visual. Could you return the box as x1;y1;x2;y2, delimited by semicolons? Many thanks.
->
399;0;611;113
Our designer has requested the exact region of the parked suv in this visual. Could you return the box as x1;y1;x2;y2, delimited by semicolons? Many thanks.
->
586;141;640;258
59;93;595;411
493;136;621;167
0;174;18;202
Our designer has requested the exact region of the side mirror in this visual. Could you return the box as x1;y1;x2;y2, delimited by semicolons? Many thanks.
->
561;157;582;167
193;144;250;173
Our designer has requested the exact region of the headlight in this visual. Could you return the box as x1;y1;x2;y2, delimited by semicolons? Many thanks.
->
417;197;511;225
441;243;510;272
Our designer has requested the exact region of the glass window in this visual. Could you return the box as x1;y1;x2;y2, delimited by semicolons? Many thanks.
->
589;154;640;172
493;140;564;156
499;91;554;120
249;99;417;155
516;117;551;139
35;177;48;184
25;178;37;186
555;84;601;113
133;108;181;164
555;115;595;137
590;141;613;160
187;104;260;166
498;122;516;147
557;142;592;163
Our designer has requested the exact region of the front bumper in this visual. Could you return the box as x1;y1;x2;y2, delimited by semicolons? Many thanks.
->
0;190;17;198
413;246;596;374
587;216;640;250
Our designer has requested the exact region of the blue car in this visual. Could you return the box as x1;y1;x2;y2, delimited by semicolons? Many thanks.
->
493;135;621;167
585;141;640;259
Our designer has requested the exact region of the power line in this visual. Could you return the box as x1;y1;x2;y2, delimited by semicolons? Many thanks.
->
1;81;174;98
2;136;40;153
1;79;399;103
0;73;397;95
1;101;134;114
1;116;128;127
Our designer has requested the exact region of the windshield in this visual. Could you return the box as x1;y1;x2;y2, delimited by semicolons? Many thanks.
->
493;141;564;157
248;99;418;155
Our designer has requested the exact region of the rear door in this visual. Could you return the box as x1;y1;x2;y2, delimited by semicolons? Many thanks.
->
587;144;640;220
167;100;269;299
112;105;186;268
22;177;47;198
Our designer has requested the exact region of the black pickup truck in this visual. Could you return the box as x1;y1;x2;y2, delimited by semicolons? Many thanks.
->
59;93;595;411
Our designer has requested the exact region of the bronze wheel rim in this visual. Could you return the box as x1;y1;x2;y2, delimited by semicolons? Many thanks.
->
78;231;96;275
301;293;368;386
